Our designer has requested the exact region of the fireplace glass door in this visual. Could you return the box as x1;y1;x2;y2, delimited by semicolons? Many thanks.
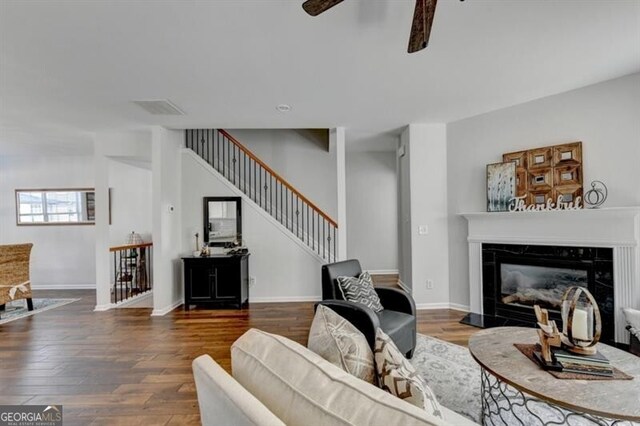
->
500;263;588;311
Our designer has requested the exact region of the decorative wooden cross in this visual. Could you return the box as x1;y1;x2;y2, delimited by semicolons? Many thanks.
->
534;305;562;364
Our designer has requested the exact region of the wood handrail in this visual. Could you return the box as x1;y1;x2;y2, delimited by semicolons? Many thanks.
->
109;242;153;252
217;129;338;228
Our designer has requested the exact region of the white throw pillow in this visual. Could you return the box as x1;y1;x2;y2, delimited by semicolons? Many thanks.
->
374;328;444;420
307;304;376;384
337;271;383;312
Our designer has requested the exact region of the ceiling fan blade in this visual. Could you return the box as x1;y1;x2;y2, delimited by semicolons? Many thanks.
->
302;0;345;17
408;0;438;53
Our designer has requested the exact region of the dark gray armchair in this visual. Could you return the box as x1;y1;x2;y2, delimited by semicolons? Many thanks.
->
319;259;417;358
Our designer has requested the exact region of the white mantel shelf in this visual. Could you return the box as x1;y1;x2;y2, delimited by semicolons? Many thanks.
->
460;206;640;343
460;207;640;248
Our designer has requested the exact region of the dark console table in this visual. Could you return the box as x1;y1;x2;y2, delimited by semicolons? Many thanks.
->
182;254;250;309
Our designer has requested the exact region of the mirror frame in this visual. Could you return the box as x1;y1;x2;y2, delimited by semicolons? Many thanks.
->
203;196;242;247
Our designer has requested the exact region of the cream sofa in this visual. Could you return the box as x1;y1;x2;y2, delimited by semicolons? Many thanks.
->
193;329;478;426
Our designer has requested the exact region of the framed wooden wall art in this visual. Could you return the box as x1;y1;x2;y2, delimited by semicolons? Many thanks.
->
503;141;583;208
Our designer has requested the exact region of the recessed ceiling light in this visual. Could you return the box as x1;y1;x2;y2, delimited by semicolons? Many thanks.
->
276;104;292;112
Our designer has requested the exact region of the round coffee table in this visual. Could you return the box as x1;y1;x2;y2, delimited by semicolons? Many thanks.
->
468;327;640;426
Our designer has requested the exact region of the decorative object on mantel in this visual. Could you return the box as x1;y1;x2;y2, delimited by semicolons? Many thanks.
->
503;141;583;208
584;180;608;208
486;162;516;212
508;194;582;212
560;286;601;355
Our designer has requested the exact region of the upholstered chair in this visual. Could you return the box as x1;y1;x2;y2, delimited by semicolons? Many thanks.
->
319;259;417;358
0;243;34;317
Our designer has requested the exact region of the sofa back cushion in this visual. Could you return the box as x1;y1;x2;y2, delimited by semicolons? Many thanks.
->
231;329;448;426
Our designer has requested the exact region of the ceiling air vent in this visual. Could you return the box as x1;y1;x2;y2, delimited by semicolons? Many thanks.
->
132;99;185;115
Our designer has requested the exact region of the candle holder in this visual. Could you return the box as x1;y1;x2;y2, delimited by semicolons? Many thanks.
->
561;286;601;355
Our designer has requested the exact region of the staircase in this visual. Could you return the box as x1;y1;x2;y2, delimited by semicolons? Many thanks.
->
186;129;338;262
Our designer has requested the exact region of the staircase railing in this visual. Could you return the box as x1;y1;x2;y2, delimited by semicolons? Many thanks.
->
110;242;153;304
186;129;337;262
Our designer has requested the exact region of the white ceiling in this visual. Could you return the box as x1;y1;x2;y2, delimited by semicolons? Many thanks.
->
1;0;639;154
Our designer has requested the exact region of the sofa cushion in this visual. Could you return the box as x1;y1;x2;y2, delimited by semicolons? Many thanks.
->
307;304;376;384
192;354;285;426
375;329;443;419
231;329;450;426
337;271;383;312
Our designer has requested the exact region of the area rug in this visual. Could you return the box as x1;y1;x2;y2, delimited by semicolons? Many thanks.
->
411;334;482;422
411;334;639;425
0;298;79;325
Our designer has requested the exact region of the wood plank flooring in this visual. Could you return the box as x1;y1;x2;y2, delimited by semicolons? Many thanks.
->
0;290;477;425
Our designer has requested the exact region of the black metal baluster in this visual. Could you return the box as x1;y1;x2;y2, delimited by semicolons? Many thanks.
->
194;130;199;157
210;129;213;165
323;219;326;259
333;227;337;262
113;251;117;303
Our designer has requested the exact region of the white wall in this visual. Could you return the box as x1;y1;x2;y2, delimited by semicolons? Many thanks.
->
151;128;184;315
227;129;337;219
447;72;640;307
108;159;152;245
182;151;323;302
402;125;450;307
0;155;96;288
94;130;152;309
346;148;398;271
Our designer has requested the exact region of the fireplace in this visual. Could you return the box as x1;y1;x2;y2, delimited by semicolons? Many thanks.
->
461;208;640;344
481;244;615;343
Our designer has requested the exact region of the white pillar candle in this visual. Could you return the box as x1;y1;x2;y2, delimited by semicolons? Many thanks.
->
572;308;590;341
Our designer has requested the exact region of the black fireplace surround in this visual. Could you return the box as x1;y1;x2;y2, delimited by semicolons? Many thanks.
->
479;243;615;344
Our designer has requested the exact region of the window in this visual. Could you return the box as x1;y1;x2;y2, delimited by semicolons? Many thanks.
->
15;189;95;225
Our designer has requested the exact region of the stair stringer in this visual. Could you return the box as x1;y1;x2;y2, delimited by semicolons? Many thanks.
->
183;148;332;264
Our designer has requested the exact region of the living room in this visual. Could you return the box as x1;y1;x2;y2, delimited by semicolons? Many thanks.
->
1;1;639;425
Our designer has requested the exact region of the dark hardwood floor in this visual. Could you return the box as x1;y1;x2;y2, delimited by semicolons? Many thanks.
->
0;289;477;425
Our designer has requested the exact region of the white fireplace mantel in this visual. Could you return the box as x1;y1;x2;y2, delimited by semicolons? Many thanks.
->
461;207;640;343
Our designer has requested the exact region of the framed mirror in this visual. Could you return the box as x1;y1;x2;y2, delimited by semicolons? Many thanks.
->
15;188;95;225
203;196;242;246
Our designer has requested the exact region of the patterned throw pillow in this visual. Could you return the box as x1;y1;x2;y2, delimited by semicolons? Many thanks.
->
374;329;444;419
336;271;383;312
307;305;376;384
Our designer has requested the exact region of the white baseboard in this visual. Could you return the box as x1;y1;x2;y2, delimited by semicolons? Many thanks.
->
449;303;471;312
368;269;399;275
250;296;321;303
33;283;96;290
115;291;153;308
397;280;411;293
151;299;183;316
94;304;112;312
416;302;471;311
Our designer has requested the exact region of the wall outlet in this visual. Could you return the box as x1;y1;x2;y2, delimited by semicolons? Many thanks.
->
418;225;429;235
426;279;434;290
249;276;256;287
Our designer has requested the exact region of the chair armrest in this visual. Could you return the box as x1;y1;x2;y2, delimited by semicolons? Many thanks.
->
375;287;416;316
316;300;380;351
